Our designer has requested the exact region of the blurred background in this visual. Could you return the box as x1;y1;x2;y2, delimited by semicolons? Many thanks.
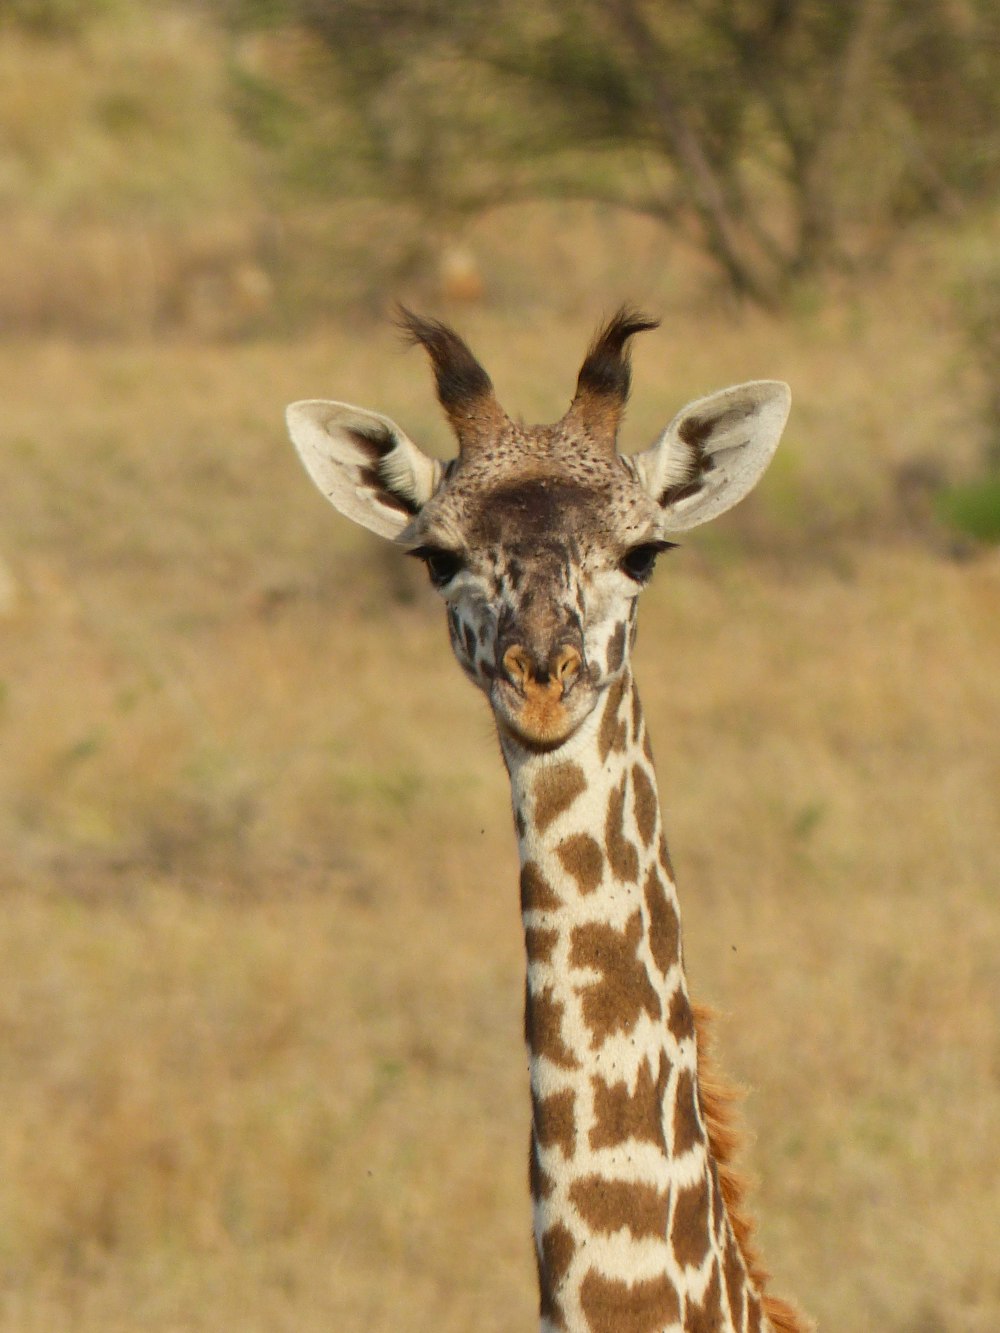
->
0;1;998;1329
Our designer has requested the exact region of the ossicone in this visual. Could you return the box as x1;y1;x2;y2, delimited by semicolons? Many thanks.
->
565;305;659;450
395;305;506;456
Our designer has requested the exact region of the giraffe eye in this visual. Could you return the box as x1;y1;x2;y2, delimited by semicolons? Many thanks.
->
411;545;464;588
621;541;677;583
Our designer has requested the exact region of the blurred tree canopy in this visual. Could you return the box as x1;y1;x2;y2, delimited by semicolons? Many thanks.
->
6;0;999;304
215;0;1000;303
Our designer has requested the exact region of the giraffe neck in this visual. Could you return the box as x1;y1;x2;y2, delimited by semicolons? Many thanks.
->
501;668;770;1333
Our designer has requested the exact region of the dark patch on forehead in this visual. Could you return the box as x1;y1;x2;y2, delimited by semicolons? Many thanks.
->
469;476;598;544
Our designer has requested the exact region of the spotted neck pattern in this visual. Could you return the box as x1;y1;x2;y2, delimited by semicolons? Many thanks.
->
502;661;785;1333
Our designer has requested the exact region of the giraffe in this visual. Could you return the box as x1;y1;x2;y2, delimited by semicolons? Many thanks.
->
286;309;810;1333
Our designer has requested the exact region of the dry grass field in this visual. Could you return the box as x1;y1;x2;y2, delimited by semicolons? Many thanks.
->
1;237;999;1333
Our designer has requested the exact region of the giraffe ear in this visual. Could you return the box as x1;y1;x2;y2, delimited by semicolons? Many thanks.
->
633;381;790;532
287;400;443;540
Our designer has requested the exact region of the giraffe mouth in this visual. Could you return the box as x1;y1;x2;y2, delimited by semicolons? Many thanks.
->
492;677;597;750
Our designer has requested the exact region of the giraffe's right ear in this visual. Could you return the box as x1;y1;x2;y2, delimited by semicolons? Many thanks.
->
286;400;443;540
633;381;791;532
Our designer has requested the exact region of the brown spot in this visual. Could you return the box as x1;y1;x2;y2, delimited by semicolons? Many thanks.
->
630;679;643;744
606;621;627;674
632;763;658;846
569;1175;668;1241
644;865;680;976
597;673;628;763
605;775;639;883
642;728;654;763
710;1157;725;1240
533;1087;576;1160
658;832;676;883
534;761;587;835
525;982;579;1069
556;833;604;895
537;1222;576;1328
579;1269;681;1333
525;926;557;965
724;1223;746;1327
589;1051;669;1152
668;988;695;1042
672;1068;704;1156
686;1260;723;1333
747;1291;763;1333
515;807;527;839
570;912;661;1047
671;1174;712;1269
520;860;562;913
529;1132;554;1202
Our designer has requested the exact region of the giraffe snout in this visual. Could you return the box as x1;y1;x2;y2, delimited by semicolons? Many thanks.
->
493;633;594;748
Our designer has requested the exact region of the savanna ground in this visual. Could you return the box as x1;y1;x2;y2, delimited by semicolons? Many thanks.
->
2;240;999;1332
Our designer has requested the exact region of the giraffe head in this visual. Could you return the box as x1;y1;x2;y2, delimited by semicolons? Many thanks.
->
287;309;789;751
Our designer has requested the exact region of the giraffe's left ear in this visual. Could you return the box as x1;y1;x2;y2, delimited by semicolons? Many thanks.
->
633;381;791;532
287;400;443;540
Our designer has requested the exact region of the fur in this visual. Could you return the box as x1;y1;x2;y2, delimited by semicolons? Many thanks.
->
693;1004;813;1333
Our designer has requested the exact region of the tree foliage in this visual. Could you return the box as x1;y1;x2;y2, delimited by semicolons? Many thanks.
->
222;0;1000;300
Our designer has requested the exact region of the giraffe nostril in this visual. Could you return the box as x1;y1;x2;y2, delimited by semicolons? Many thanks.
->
502;644;534;689
552;645;582;692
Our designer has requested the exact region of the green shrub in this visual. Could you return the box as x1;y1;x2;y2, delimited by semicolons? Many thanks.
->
934;474;1000;543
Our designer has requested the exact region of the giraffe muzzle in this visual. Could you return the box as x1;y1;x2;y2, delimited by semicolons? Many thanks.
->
494;639;593;749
